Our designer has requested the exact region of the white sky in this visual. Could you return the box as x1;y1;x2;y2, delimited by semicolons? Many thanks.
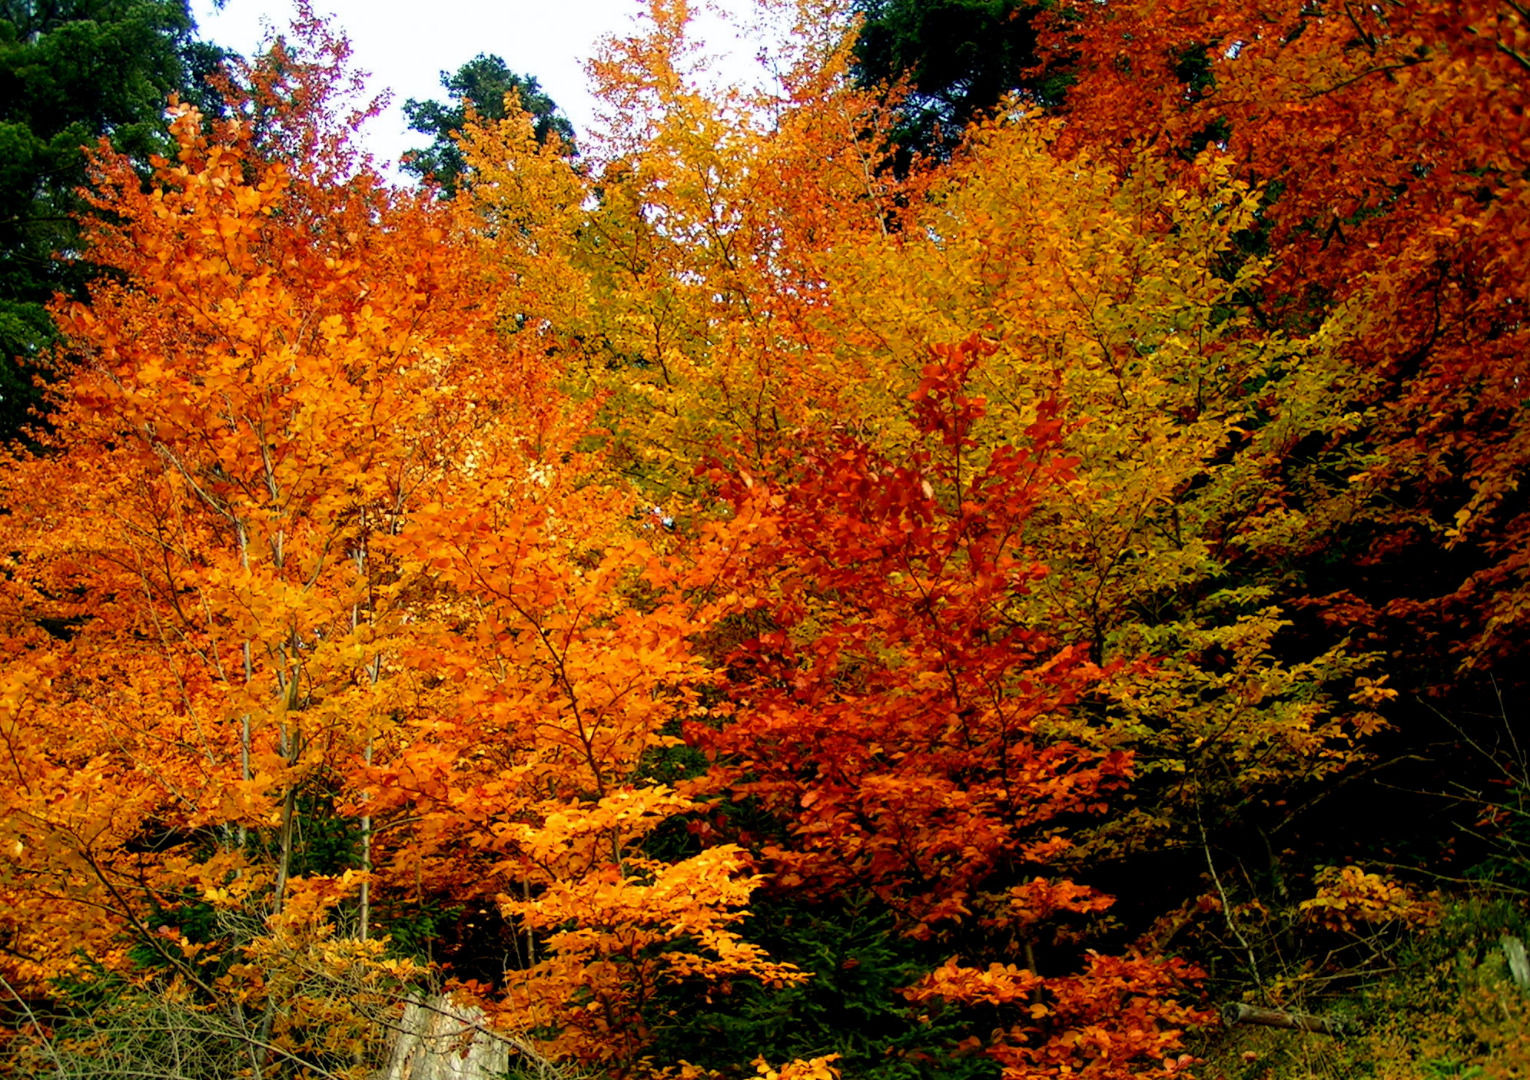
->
189;0;767;180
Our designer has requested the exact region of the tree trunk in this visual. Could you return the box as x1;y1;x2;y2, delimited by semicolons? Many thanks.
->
379;995;566;1080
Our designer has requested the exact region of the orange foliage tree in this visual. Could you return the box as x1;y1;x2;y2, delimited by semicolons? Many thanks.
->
0;12;806;1077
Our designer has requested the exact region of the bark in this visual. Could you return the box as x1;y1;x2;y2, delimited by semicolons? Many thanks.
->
379;995;567;1080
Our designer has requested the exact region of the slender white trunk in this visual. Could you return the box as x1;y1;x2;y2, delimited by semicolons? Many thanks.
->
360;737;373;941
354;540;380;941
238;522;253;850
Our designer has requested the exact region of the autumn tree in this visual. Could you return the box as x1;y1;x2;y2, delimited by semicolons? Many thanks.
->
0;17;497;1069
1028;0;1530;982
455;0;924;503
0;11;806;1077
1045;0;1530;679
684;336;1212;1078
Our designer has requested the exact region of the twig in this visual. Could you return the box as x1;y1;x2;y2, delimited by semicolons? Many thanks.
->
1198;800;1265;991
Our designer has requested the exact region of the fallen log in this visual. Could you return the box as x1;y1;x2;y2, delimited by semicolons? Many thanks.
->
1220;1002;1352;1036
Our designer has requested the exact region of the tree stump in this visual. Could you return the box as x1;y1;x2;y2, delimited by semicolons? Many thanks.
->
1502;935;1530;993
379;994;533;1080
